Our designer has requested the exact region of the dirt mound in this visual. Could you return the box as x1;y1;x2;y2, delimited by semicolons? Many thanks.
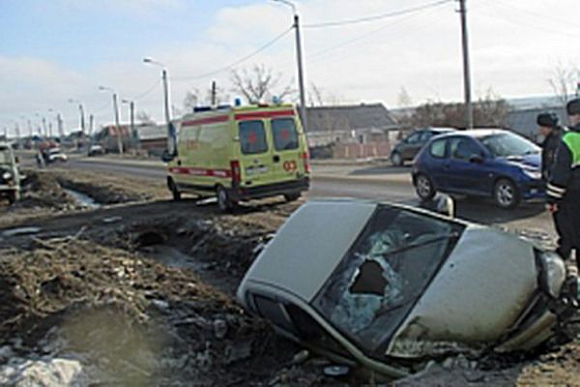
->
0;236;289;385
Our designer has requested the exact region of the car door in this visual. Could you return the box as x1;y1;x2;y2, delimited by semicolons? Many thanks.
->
443;137;491;195
402;131;423;160
423;137;450;190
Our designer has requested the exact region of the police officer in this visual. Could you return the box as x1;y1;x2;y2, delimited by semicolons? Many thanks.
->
547;98;580;267
537;112;564;180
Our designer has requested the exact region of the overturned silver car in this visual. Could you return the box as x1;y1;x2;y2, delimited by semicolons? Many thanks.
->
237;199;578;378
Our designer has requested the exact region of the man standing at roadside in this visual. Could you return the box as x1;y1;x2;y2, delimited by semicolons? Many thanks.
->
537;112;564;181
547;98;580;268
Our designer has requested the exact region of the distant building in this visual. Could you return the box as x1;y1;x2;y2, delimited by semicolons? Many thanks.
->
304;103;400;147
94;124;134;153
503;105;567;141
137;124;168;156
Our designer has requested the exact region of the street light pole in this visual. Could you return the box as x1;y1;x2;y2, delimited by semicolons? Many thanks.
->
273;0;307;132
144;57;175;155
99;86;123;154
458;0;473;129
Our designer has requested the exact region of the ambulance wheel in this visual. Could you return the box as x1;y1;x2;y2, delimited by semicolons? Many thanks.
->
168;178;181;201
284;192;301;202
216;186;234;212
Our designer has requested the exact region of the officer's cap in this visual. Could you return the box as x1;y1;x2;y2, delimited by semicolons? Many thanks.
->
537;112;559;127
567;98;580;116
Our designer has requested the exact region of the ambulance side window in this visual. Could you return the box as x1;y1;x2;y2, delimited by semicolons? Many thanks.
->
272;118;299;151
239;120;268;155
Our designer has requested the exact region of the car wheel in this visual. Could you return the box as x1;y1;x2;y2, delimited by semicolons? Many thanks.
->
284;192;301;202
168;178;181;201
415;174;436;201
391;152;403;167
216;185;235;212
494;178;520;209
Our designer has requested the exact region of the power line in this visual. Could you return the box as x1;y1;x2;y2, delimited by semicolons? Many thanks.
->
171;26;293;82
132;79;161;101
304;1;450;64
492;0;580;31
303;0;453;29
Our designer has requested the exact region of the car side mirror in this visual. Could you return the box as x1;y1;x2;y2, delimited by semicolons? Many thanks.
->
161;150;175;163
469;154;483;164
419;193;455;218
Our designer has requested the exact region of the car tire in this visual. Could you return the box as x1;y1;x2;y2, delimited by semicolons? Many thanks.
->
168;178;181;201
493;178;520;209
415;174;436;201
284;192;301;202
216;185;235;212
391;151;403;167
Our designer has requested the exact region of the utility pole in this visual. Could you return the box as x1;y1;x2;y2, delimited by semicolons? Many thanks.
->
122;99;136;141
99;86;123;154
458;0;473;129
211;81;217;105
41;117;47;138
143;58;174;155
79;104;86;134
89;114;94;136
27;120;32;137
57;114;64;141
273;0;307;132
113;93;123;154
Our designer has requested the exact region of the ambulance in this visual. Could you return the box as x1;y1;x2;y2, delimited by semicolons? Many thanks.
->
166;103;310;211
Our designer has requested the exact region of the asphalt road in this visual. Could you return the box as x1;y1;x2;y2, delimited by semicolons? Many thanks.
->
21;153;555;236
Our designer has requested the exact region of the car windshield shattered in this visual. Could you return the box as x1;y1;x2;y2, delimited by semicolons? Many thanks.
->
313;206;464;354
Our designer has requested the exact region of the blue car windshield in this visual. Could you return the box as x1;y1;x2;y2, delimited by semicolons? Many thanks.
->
481;133;540;158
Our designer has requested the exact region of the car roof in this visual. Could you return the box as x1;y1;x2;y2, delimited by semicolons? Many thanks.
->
241;198;472;302
434;128;508;140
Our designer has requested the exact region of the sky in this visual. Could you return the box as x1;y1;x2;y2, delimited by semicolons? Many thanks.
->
1;0;579;136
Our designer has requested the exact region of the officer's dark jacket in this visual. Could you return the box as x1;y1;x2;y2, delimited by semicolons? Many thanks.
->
547;123;580;203
541;127;564;180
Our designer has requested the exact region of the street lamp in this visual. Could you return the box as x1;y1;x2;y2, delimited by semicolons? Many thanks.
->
99;85;123;154
143;57;175;156
68;98;86;135
271;0;307;132
35;113;47;138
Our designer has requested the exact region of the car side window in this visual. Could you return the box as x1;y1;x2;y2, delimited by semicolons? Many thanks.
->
430;139;447;158
450;138;482;160
406;132;421;144
420;131;433;142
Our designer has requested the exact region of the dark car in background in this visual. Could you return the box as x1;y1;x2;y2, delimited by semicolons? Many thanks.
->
412;129;544;209
390;127;455;166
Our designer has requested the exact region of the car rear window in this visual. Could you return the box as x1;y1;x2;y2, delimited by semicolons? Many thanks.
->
271;118;299;151
239;120;268;155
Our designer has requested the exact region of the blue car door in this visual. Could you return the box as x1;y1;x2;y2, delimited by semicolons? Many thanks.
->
422;137;449;190
443;137;491;195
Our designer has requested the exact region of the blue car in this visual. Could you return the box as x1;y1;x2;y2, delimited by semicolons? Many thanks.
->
412;129;544;209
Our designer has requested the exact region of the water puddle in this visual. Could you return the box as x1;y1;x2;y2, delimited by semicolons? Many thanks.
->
64;189;100;209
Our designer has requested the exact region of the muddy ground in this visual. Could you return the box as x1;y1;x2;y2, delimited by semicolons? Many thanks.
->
0;168;579;386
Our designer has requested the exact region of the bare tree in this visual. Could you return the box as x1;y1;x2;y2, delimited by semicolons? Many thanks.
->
548;61;580;107
397;86;413;108
309;82;324;107
230;64;295;104
136;111;155;125
183;88;201;112
406;92;509;129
